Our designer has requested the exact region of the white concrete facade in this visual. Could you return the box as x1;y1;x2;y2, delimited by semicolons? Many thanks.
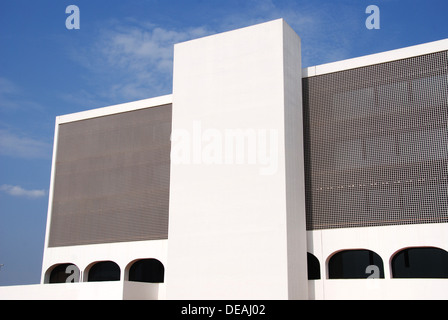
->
0;19;447;300
166;19;307;299
301;36;448;300
308;223;448;299
31;95;173;300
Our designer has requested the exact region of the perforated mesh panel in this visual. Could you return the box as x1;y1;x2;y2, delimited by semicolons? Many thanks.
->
303;51;448;230
48;105;172;247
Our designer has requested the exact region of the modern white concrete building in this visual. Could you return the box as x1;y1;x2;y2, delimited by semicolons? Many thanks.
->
1;19;447;300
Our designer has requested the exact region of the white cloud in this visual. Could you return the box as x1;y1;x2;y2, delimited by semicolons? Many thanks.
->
0;77;19;96
0;77;43;111
0;185;46;199
68;2;362;105
0;129;51;159
240;0;356;67
72;22;213;103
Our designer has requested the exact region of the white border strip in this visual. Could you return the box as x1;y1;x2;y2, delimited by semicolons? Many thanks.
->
41;119;60;283
303;38;448;77
57;94;172;124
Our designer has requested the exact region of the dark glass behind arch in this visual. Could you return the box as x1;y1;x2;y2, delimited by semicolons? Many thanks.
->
392;247;448;278
328;249;384;279
48;263;80;283
88;261;120;282
128;259;164;283
307;253;321;280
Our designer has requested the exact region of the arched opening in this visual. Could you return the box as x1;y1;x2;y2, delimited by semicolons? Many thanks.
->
328;249;384;279
307;253;321;280
391;247;448;278
128;259;164;283
46;263;80;283
87;261;120;282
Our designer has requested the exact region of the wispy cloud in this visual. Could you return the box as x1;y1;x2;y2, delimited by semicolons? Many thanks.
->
0;77;21;111
70;21;213;104
67;1;362;105
0;184;46;199
238;0;359;67
0;129;51;159
0;77;43;111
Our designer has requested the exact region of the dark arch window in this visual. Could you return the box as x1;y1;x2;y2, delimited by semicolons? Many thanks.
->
128;259;165;283
87;261;120;282
307;253;321;280
48;263;80;283
391;247;448;278
328;249;384;279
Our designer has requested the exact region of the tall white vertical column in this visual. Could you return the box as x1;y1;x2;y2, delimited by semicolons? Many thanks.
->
167;19;307;299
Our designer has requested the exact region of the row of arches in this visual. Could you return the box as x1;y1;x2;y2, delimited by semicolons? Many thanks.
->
307;246;448;280
45;258;164;284
45;247;447;283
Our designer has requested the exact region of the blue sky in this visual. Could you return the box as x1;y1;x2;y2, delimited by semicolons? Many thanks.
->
0;0;447;286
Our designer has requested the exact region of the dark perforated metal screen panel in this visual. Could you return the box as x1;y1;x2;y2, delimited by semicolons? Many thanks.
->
48;104;172;247
303;51;448;230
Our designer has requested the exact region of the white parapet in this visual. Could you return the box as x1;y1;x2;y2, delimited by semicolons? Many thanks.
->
0;281;163;300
